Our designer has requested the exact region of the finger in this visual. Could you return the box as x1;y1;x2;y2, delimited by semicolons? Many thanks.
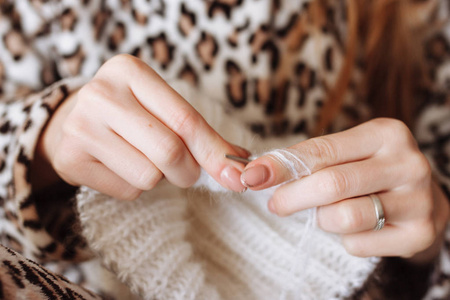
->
317;187;434;234
102;55;246;191
317;195;382;234
101;96;200;188
242;119;393;190
269;149;432;217
55;121;145;200
87;127;164;190
72;159;143;201
136;80;245;190
268;157;395;216
341;222;436;258
230;144;252;159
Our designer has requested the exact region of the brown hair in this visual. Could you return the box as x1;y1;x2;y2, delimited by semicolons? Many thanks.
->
316;0;431;134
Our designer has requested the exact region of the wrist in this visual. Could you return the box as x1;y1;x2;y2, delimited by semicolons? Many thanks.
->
31;91;79;191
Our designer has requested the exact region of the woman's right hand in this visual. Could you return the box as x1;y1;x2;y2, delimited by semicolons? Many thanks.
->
33;54;248;200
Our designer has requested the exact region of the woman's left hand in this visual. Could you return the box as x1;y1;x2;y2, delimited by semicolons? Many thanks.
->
241;118;449;261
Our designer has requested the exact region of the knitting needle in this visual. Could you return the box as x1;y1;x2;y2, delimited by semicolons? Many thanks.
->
225;154;253;165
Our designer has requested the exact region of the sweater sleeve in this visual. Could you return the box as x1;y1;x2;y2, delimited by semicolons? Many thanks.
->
0;244;101;299
0;78;94;263
0;1;95;263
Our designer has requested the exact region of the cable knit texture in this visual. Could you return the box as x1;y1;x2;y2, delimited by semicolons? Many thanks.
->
77;81;377;300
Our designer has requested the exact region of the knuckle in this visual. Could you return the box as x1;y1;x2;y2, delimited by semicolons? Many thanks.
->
410;153;432;181
319;169;349;199
374;118;407;133
409;220;436;253
80;80;130;116
110;53;135;63
178;165;201;188
336;202;364;232
157;136;186;167
106;54;143;73
77;81;115;114
135;165;162;190
170;107;201;137
78;79;110;102
375;118;414;146
271;190;292;216
307;137;339;165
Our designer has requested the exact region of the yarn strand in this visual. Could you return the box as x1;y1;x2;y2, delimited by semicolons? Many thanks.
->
263;149;316;300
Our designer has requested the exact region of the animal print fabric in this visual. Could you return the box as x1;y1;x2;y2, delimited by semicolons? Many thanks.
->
0;0;448;298
0;244;101;299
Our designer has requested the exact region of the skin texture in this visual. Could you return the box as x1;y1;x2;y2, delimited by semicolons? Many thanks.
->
33;54;247;200
242;118;449;262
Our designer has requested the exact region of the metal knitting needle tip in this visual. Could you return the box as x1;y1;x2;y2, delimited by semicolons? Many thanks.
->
225;154;253;165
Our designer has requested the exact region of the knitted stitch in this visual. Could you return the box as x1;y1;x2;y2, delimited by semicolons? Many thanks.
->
76;81;378;300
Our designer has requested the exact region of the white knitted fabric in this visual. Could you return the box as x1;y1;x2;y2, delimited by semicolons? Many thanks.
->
76;81;378;300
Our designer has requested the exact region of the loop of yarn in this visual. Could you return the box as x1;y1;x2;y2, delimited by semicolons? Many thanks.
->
262;149;317;299
264;149;312;181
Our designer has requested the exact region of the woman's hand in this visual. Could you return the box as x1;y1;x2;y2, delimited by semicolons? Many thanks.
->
241;118;449;261
33;54;248;200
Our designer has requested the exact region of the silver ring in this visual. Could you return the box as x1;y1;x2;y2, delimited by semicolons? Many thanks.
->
370;194;385;231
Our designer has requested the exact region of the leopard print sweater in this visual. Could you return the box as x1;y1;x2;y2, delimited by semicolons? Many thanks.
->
0;0;449;299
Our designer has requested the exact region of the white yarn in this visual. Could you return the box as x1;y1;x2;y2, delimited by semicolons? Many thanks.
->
265;149;312;180
278;206;317;300
260;149;315;300
75;81;379;300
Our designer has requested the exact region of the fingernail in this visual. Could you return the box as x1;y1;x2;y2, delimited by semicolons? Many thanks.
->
268;200;277;214
240;165;270;188
220;166;247;192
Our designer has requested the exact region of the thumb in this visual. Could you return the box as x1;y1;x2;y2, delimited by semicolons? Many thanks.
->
241;148;312;190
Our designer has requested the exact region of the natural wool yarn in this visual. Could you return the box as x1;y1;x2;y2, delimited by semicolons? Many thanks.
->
76;81;378;300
